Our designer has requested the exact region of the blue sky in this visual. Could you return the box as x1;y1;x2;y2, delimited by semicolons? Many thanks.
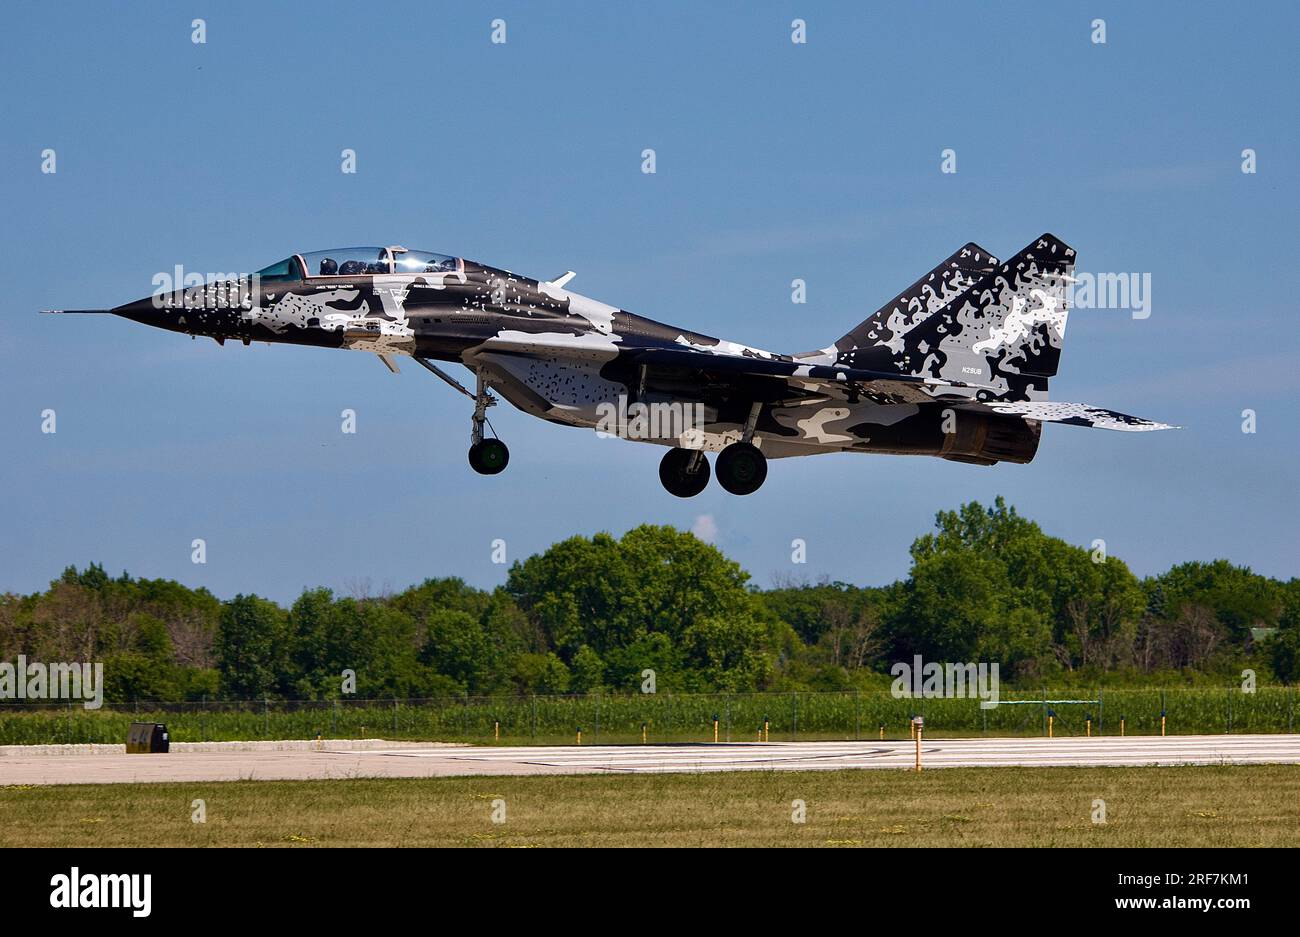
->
1;1;1296;602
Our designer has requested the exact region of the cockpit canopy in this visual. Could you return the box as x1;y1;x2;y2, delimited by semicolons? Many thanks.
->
255;246;461;282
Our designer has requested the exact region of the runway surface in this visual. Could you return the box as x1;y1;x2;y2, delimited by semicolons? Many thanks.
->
3;734;1299;786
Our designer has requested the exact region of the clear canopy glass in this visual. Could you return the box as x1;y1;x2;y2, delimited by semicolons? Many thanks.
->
299;247;390;277
393;250;459;274
253;247;462;281
254;257;301;282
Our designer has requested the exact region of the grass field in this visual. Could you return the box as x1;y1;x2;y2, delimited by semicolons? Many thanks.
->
3;765;1297;847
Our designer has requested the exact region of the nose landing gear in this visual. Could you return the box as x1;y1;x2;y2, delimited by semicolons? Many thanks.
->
466;370;508;474
411;356;511;476
469;437;509;474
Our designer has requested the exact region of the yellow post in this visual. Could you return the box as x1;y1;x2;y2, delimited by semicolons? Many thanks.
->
879;724;885;741
763;719;769;743
1048;715;1054;738
1161;714;1166;737
913;717;923;772
713;717;719;744
910;720;916;741
494;720;499;742
1121;718;1126;737
1086;717;1092;738
576;728;582;745
642;723;647;744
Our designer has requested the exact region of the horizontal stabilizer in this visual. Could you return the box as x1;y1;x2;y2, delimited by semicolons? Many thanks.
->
956;399;1177;432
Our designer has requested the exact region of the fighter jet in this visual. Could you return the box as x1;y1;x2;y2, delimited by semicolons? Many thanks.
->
46;234;1172;497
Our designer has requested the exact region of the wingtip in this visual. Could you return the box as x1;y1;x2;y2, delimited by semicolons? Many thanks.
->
1123;419;1179;432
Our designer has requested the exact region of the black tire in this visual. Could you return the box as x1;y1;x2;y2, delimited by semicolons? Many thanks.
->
658;447;710;498
468;438;509;475
715;441;767;495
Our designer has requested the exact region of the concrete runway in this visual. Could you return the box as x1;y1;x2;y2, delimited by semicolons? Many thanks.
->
3;735;1299;786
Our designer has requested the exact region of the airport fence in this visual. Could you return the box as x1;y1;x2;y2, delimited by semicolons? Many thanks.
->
0;686;1297;746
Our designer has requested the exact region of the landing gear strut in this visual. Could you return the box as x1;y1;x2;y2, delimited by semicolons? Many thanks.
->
411;358;510;476
659;447;710;498
466;371;508;474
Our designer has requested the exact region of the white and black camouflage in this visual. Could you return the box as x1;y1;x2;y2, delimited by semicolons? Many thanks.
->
48;235;1173;495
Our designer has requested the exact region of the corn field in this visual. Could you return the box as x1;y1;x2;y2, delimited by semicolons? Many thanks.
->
1;687;1296;746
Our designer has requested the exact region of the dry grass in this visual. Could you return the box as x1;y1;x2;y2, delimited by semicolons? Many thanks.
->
2;765;1297;847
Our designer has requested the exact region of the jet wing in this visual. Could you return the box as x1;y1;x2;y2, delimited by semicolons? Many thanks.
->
470;341;1175;431
631;347;970;404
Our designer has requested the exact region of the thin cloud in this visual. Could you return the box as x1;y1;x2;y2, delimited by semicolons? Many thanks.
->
1095;163;1220;191
691;513;719;543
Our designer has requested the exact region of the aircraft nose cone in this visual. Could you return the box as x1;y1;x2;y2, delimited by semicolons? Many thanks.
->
111;296;197;335
111;296;171;326
112;290;240;336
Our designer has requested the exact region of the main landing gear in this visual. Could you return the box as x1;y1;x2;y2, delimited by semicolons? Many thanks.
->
659;403;768;497
658;441;768;497
659;447;710;498
412;357;510;476
715;441;766;495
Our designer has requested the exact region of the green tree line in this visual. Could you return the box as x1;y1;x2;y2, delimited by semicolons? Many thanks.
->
2;499;1296;703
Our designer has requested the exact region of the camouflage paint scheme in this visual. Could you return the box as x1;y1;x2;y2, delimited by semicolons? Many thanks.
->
52;234;1171;480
